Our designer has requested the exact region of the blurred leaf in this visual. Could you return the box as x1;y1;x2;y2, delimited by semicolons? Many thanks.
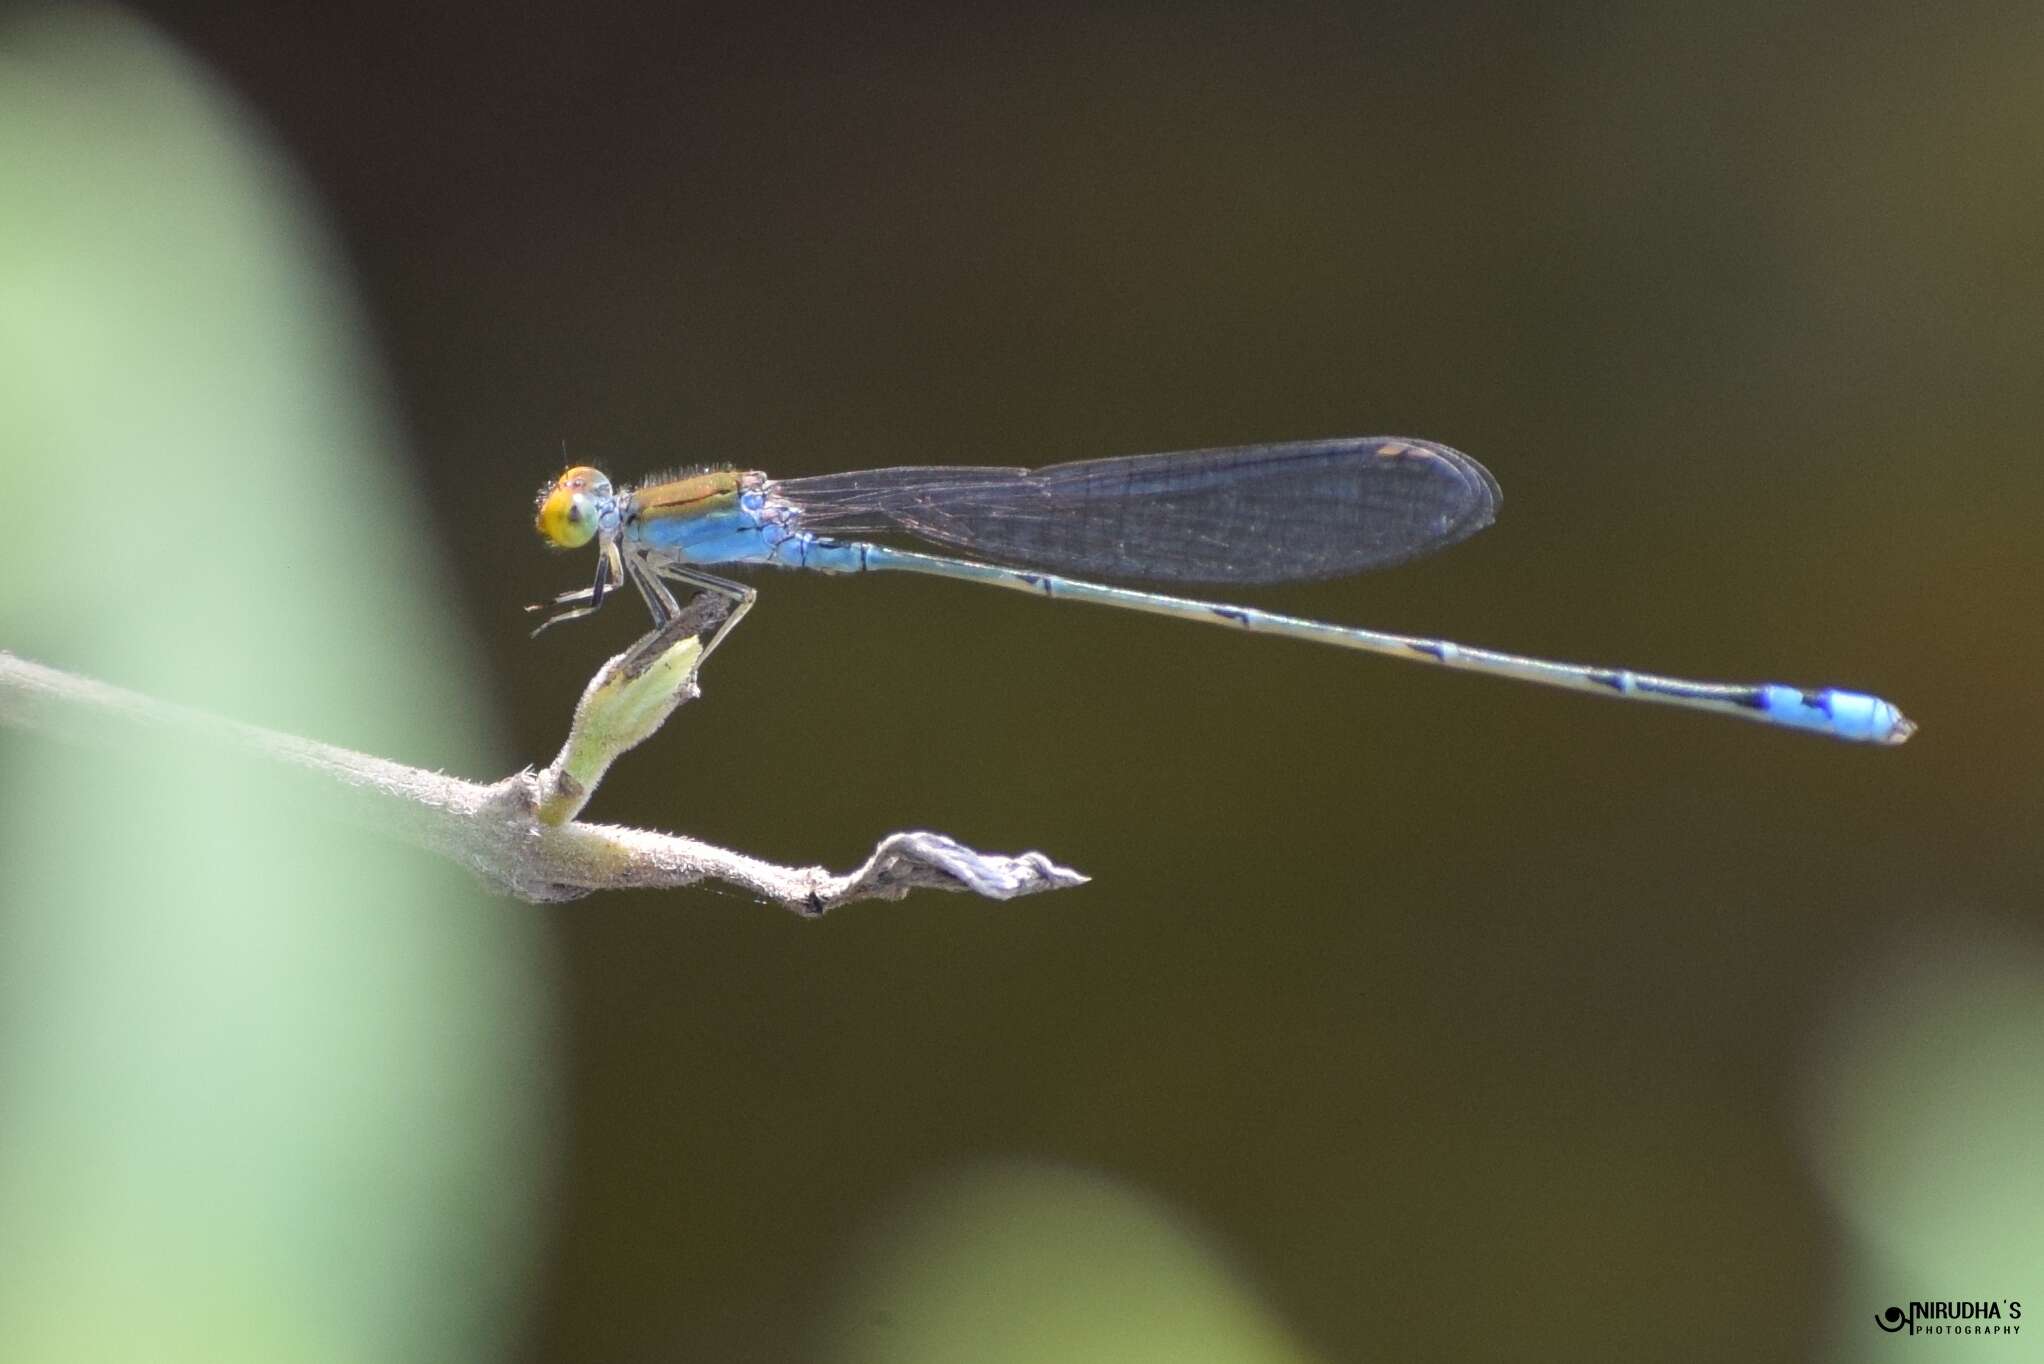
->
0;11;552;1362
816;1162;1320;1364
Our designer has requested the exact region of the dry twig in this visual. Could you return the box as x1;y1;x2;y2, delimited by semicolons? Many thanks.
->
0;612;1085;912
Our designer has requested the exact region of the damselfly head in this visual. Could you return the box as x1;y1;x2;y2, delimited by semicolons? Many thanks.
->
535;466;615;549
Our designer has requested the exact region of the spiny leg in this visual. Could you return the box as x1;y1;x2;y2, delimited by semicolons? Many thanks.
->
528;544;621;636
652;563;756;667
530;568;612;635
529;601;605;637
615;559;747;674
530;584;599;611
625;554;683;627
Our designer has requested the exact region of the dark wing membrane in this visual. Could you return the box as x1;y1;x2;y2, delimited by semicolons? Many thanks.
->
773;437;1500;585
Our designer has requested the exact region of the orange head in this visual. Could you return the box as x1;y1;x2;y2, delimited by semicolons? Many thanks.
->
534;466;616;549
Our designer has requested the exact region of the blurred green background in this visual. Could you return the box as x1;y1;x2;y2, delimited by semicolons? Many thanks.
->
3;1;2040;1360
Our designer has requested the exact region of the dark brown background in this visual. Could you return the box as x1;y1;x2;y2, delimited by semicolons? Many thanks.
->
136;2;2044;1358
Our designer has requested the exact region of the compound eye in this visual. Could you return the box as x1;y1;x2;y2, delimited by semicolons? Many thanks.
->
535;466;612;548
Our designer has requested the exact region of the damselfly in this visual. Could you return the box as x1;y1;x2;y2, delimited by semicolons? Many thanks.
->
530;436;1911;744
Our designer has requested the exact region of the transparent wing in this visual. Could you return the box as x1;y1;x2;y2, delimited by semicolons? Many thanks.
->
771;436;1500;585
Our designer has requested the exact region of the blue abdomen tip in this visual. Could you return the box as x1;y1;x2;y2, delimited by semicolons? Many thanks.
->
1759;685;1915;745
